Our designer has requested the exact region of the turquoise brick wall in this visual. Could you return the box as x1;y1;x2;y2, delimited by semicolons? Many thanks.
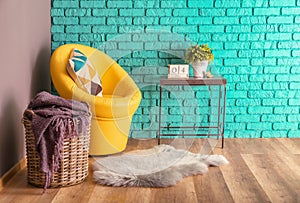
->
51;0;300;138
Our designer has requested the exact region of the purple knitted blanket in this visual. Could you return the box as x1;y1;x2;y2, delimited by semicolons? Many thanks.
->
27;91;91;193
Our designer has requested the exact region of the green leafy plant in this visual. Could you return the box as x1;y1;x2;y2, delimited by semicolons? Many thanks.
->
184;44;214;64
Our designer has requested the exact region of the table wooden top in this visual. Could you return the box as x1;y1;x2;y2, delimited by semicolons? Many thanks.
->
160;76;227;85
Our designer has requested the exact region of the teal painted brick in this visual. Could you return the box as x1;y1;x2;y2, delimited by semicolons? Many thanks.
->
265;50;291;57
236;99;261;106
289;99;300;106
53;1;79;8
235;130;261;138
267;16;293;24
266;33;292;40
235;115;260;122
289;80;300;89
132;50;158;58
201;8;226;16
278;58;300;66
120;9;145;16
215;0;240;7
262;130;287;138
288;130;300;138
262;82;289;90
133;17;159;25
51;9;65;16
227;91;247;99
236;82;262;90
92;9;118;16
237;66;262;74
107;17;132;25
92;26;117;33
226;8;252;16
53;17;78;25
212;34;238;42
239;34;265;41
119;58;144;67
248;91;274;98
276;74;300;82
79;34;104;42
238;50;263;57
251;58;276;66
118;42;143;50
132;33;158;42
264;66;290;74
188;0;214;8
80;17;105;25
160;17;186;25
248;106;273;114
224;75;249;82
51;25;64;33
173;26;198;33
282;7;300;15
262;99;287;106
133;1;159;8
252;25;278;32
274;107;299;114
251;42;277;49
159;33;185;42
144;42;169;50
276;91;300;99
173;9;198;17
187;17;212;25
107;0;132;8
254;8;280;16
249;75;275;82
65;8;90;16
279;24;300;32
247;123;272;130
145;25;172;32
224;42;250;49
161;0;186;8
288;115;300;121
240;16;266;24
292;50;300;57
270;0;295;6
224;59;250;66
53;33;78;41
214;17;239;24
146;9;172;16
226;25;251;33
119;25;145;33
66;25;91;33
242;0;269;7
291;67;300;73
261;115;286;122
213;50;237;58
106;34;132;41
273;122;298;130
226;107;247;114
199;25;225;33
80;1;105;8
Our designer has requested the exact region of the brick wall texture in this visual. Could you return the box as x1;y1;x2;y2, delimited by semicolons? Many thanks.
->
51;0;300;138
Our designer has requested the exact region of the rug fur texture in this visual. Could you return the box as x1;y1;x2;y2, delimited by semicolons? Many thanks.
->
93;144;228;187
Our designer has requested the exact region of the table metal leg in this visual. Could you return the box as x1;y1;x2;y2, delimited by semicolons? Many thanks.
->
158;85;162;145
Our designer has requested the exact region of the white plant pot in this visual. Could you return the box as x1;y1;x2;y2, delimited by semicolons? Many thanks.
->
192;60;208;78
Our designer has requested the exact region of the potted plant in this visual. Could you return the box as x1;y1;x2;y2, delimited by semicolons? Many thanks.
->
184;43;214;78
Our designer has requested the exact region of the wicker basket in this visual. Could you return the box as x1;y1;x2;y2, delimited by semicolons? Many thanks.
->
22;109;90;188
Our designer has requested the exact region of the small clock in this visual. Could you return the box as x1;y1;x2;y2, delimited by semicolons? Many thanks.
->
168;64;189;79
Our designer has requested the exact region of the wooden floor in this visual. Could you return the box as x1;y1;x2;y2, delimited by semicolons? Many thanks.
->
1;138;300;203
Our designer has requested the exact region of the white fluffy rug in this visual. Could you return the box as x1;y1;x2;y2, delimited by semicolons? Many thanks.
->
93;144;228;187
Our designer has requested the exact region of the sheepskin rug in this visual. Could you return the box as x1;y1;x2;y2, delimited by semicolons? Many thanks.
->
93;144;228;187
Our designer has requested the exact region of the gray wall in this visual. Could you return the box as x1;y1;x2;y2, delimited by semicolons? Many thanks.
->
0;0;51;177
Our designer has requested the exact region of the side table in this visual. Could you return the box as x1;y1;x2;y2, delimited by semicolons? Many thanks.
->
158;77;227;148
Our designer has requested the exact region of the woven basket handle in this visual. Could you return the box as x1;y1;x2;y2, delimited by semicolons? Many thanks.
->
23;109;34;120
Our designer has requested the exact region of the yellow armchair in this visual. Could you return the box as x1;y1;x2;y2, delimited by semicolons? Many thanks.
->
50;44;141;155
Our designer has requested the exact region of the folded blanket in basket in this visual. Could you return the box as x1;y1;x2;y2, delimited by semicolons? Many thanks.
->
27;91;91;193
